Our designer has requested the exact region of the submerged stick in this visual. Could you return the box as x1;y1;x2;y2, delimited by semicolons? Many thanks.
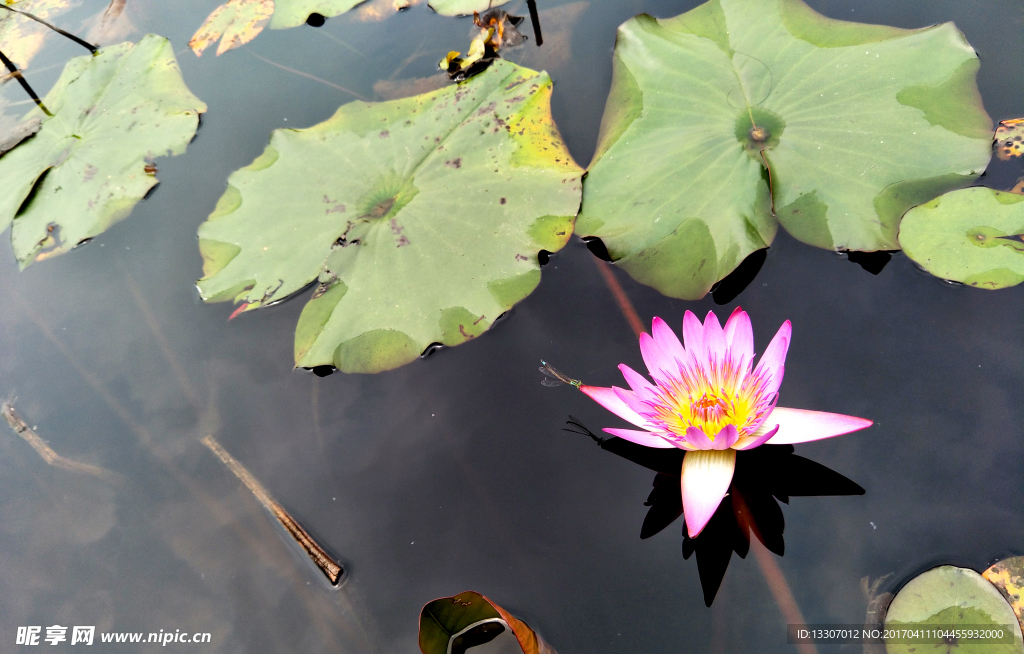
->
0;48;51;116
200;435;343;585
2;403;121;484
0;4;98;54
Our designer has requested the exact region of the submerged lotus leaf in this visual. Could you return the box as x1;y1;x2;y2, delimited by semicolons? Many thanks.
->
269;0;367;28
0;35;206;267
898;188;1024;290
189;0;369;55
0;0;78;69
189;0;274;56
884;565;1024;654
578;0;992;300
196;60;581;373
427;0;510;17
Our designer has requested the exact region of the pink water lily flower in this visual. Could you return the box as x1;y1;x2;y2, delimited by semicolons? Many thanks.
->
581;308;871;538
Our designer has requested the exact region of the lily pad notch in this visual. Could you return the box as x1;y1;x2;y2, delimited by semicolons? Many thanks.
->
197;60;582;374
577;0;992;300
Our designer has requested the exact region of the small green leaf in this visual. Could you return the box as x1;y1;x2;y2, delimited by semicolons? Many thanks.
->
0;35;206;267
197;61;581;373
899;188;1024;290
884;565;1024;654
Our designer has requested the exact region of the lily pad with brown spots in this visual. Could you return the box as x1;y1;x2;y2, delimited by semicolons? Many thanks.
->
196;60;581;373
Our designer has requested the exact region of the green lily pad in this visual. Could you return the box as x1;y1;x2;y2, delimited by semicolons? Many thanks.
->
577;0;992;300
899;188;1024;290
419;591;557;654
884;565;1024;654
196;60;581;373
428;0;510;17
0;35;206;267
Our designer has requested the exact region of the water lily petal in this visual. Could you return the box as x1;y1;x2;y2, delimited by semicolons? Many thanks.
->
723;307;754;363
682;310;704;357
732;423;779;450
681;449;737;538
618;363;656;398
602;428;676;448
580;385;648;428
651;317;685;371
711;424;739;449
765;407;873;444
702;310;727;359
754;320;791;393
683;426;714;450
639;333;675;382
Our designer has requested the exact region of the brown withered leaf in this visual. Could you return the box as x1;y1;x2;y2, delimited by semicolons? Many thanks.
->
418;591;558;654
983;556;1024;632
996;118;1024;161
189;0;274;57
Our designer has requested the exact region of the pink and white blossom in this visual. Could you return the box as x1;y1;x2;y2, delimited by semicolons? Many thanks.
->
581;308;871;538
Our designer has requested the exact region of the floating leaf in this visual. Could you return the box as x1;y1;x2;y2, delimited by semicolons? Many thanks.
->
189;0;370;56
196;60;581;373
428;0;510;18
418;591;557;654
577;0;992;300
983;557;1024;632
995;119;1024;161
189;0;273;56
0;0;78;69
898;188;1024;290
0;35;206;266
269;0;368;28
884;565;1024;654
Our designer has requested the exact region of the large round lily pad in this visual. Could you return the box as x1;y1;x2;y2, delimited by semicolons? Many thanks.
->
197;60;581;373
899;188;1024;290
884;565;1024;654
577;0;992;300
0;35;206;267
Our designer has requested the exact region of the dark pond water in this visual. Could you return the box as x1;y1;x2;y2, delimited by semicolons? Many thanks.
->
1;0;1023;651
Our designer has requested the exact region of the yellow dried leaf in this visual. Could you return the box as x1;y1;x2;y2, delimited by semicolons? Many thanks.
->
995;118;1024;161
189;0;274;57
982;556;1024;632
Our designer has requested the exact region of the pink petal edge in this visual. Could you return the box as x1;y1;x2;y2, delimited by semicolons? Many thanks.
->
602;428;675;449
764;407;873;445
580;385;648;429
723;307;754;362
754;320;791;393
